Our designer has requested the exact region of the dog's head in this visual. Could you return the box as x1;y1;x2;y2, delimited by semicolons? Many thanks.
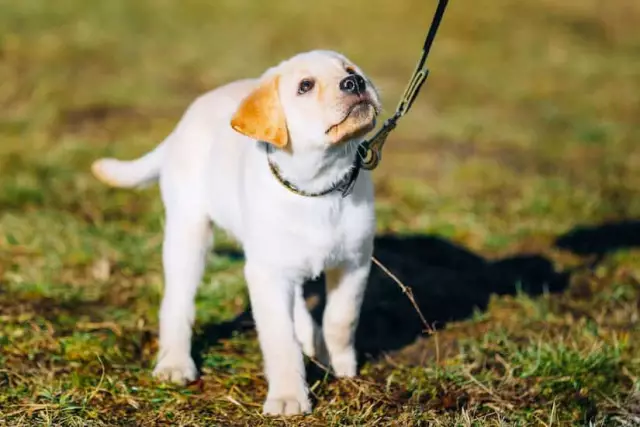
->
231;50;381;150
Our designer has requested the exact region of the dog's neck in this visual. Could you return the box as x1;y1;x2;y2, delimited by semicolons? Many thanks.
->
265;140;359;196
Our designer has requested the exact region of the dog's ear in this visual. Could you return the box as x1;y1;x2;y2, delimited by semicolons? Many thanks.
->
230;76;288;148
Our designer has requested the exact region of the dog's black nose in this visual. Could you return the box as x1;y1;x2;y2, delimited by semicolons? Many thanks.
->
339;74;366;95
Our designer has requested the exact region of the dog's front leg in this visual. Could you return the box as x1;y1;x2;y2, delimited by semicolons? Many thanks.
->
153;211;212;384
323;260;371;377
244;262;311;416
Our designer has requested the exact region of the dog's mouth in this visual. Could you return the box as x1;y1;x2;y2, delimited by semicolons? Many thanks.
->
325;99;378;139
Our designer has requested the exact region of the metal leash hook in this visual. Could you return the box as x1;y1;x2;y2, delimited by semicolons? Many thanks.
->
358;0;448;171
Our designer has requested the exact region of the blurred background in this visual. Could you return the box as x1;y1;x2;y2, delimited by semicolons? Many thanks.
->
1;0;639;425
1;0;639;237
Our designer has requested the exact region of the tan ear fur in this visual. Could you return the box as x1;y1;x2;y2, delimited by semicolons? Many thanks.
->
230;77;288;148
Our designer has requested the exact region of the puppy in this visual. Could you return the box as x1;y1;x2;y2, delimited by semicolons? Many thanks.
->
91;50;381;415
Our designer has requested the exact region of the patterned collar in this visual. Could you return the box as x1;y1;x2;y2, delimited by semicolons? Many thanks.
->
267;152;361;198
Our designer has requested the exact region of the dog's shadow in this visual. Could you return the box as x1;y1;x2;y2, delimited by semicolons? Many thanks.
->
192;220;640;370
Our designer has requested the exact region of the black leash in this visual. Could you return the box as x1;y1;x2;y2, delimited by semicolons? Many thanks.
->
269;0;448;198
356;0;449;172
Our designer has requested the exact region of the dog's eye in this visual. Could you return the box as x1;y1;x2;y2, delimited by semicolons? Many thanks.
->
297;79;315;95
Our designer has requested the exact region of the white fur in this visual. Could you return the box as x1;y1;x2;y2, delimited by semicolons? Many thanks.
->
91;51;379;416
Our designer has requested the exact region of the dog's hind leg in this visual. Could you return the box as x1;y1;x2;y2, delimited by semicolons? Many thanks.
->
153;208;212;385
323;261;371;378
293;285;329;366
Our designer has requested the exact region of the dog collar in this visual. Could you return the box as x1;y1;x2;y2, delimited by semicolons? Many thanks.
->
267;154;361;198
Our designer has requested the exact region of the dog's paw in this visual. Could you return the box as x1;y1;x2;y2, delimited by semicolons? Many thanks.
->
331;348;357;378
263;396;311;416
152;353;198;385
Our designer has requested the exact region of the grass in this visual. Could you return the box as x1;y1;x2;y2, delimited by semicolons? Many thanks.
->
1;0;639;425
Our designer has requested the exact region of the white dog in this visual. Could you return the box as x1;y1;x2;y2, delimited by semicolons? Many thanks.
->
91;50;380;415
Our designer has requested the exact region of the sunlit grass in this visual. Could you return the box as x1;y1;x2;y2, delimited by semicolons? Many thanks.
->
1;0;639;425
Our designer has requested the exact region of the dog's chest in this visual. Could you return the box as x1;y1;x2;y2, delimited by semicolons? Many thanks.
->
299;215;346;267
239;167;375;278
278;198;371;276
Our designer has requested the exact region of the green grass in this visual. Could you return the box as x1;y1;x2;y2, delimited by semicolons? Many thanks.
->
1;0;640;425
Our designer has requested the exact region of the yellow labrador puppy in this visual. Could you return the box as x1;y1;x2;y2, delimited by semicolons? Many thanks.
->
92;50;380;415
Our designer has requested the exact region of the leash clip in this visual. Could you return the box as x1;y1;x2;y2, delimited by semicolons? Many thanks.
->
356;0;448;172
358;116;398;171
358;63;430;171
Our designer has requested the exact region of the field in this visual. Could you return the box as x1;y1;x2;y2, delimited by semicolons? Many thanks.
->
1;0;639;425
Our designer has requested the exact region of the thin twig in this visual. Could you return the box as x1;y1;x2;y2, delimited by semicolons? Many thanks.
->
87;353;106;404
370;256;432;334
224;395;247;411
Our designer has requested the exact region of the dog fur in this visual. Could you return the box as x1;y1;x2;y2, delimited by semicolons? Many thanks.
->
91;50;380;415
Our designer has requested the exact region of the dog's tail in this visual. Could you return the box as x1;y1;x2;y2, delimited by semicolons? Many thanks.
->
91;139;167;189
